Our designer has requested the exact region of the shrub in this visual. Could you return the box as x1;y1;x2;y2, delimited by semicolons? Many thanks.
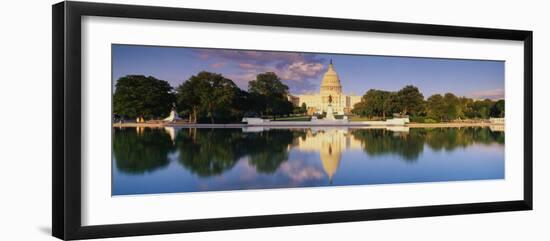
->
424;118;438;123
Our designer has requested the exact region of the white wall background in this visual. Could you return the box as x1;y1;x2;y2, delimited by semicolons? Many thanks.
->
0;0;547;240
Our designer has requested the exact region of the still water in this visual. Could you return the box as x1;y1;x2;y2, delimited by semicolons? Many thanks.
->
112;126;504;195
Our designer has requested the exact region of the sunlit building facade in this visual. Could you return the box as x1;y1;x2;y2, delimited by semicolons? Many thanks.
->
289;61;361;115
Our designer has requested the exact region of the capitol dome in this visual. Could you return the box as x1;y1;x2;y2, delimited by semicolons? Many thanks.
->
320;60;343;95
294;59;361;116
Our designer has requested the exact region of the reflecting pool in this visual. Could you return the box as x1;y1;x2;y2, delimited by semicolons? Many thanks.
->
112;126;504;195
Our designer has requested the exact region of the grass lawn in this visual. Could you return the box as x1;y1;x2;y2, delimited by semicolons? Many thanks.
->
272;116;311;121
349;116;385;122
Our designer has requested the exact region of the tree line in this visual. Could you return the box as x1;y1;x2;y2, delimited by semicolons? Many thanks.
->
352;85;505;122
114;73;504;124
113;72;298;123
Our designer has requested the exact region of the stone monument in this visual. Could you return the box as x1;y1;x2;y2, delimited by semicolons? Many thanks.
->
325;95;336;121
163;103;181;123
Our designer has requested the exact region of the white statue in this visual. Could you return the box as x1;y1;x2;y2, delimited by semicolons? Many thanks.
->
163;103;181;122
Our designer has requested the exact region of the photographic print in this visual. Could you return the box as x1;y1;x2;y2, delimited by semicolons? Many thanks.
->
51;3;534;239
111;44;505;196
53;3;532;239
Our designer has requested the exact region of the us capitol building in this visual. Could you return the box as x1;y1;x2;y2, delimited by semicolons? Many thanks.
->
288;60;361;115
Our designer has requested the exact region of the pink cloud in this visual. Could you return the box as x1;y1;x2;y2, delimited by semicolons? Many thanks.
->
197;52;209;60
210;62;225;68
238;63;256;69
280;61;324;80
192;49;326;93
278;161;325;182
469;88;504;100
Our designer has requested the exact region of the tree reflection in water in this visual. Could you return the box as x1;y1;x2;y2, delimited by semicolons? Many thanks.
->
175;128;242;177
351;129;425;161
351;127;504;162
113;127;175;174
175;128;299;177
245;130;296;173
424;127;504;151
113;127;504;177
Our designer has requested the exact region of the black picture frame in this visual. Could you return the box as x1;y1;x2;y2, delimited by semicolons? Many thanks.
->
52;1;533;240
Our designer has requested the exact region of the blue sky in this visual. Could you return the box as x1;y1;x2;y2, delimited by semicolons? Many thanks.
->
112;44;504;99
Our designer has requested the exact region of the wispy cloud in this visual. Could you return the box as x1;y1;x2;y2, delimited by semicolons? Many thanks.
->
193;49;327;93
469;88;504;100
278;161;325;183
210;62;225;68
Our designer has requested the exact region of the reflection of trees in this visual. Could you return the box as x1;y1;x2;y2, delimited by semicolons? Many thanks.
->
114;127;504;177
424;128;471;151
425;127;504;151
247;130;295;173
351;127;504;161
475;127;505;145
352;129;425;161
176;128;243;177
113;128;174;174
175;128;298;177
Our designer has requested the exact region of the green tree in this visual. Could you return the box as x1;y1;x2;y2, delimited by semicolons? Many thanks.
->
460;97;476;118
176;71;240;123
352;101;368;116
470;99;494;119
426;94;445;121
396;85;425;116
352;90;403;119
248;72;293;117
490;99;505;117
443;93;461;120
383;92;402;117
231;89;252;120
272;98;294;117
426;93;462;121
248;72;289;97
301;103;308;113
113;75;175;120
293;103;307;115
175;77;202;123
353;89;392;118
248;92;268;116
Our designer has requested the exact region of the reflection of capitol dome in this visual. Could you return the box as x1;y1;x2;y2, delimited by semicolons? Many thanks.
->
320;143;341;183
295;128;362;184
320;61;343;96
